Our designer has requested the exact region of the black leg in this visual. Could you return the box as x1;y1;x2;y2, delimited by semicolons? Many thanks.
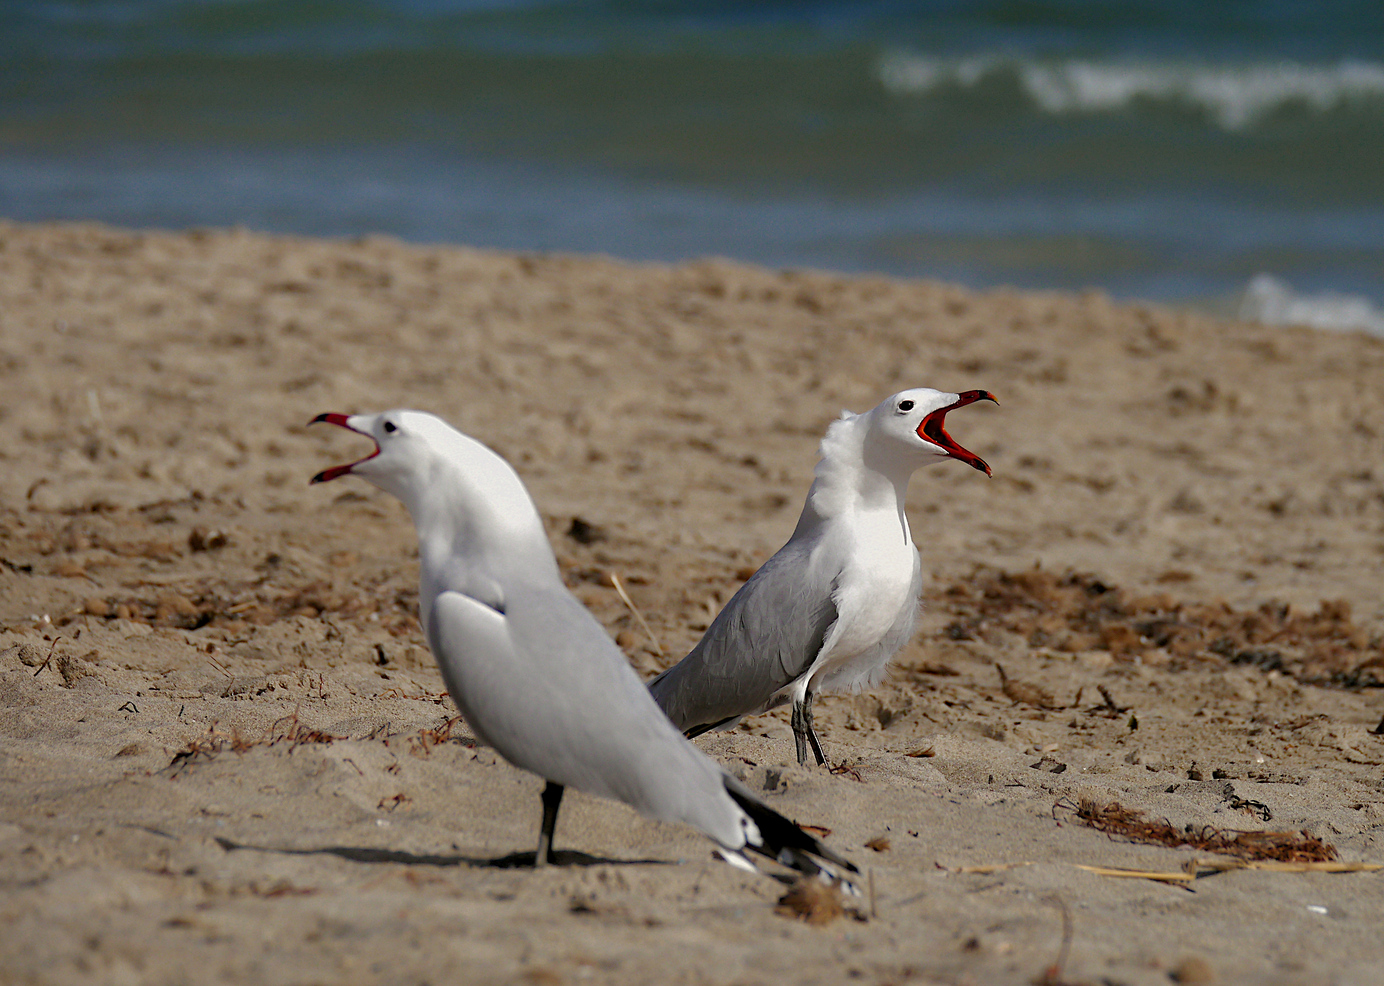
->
790;700;807;764
797;697;808;764
802;690;827;766
535;781;564;866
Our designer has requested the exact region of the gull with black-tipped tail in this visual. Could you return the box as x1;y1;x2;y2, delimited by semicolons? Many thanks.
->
309;410;857;888
649;388;997;766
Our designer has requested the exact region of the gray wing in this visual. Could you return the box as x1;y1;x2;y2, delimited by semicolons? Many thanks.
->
427;584;747;842
648;541;837;731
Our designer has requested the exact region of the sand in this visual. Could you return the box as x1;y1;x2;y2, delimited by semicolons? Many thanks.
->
1;220;1382;986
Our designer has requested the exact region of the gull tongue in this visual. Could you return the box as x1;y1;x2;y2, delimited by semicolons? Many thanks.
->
917;390;997;476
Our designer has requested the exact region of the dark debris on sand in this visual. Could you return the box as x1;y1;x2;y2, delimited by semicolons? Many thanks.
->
1055;796;1338;863
940;566;1384;689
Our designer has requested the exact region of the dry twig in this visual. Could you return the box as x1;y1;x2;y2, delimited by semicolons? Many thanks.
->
996;662;1059;708
610;572;665;658
1032;895;1078;986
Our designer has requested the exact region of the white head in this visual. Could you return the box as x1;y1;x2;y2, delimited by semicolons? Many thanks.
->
309;409;549;561
859;387;998;477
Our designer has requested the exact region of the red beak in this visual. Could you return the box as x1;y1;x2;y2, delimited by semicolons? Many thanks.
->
917;390;997;476
309;413;378;484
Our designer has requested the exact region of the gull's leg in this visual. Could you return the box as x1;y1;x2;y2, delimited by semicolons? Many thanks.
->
790;700;809;765
802;690;827;766
535;781;565;866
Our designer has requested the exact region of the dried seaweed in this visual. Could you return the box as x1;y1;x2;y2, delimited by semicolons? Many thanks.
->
1055;796;1338;863
940;566;1384;688
62;567;421;637
267;709;345;749
164;709;343;774
164;723;250;773
405;715;467;757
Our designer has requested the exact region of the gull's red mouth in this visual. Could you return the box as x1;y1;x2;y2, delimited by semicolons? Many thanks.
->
917;390;998;476
309;413;379;484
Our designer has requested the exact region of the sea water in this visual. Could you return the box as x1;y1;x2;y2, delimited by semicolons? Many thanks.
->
2;0;1381;332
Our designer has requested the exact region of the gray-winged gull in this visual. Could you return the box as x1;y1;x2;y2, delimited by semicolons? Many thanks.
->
310;409;857;886
649;388;997;765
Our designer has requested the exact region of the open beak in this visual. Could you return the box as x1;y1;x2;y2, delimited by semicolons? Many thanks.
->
917;390;998;476
309;413;378;484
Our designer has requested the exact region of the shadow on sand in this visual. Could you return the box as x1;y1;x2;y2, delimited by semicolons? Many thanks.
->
213;836;674;869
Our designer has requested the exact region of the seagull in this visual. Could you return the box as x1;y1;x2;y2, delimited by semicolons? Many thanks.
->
310;409;857;886
649;388;997;766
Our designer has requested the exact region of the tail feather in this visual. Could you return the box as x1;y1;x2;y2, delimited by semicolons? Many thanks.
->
685;713;741;739
723;776;859;887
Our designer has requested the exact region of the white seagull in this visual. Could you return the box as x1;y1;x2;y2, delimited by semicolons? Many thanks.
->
649;388;997;766
310;409;857;884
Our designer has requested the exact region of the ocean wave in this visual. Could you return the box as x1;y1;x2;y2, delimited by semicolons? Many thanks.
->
1239;274;1384;336
878;53;1384;130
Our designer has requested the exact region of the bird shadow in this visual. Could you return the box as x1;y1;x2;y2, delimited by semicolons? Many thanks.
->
213;836;672;869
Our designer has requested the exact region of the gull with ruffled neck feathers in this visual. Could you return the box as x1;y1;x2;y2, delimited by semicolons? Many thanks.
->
310;410;857;887
649;388;997;766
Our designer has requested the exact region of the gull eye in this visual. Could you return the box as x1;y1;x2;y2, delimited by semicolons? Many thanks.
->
382;420;398;434
898;400;915;412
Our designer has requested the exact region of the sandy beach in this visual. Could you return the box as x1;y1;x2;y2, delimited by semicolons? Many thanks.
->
1;220;1382;986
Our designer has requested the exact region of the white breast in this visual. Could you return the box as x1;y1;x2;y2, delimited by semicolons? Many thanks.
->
810;509;921;690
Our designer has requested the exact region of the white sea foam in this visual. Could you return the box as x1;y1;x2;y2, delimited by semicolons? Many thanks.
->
1239;274;1384;336
877;52;1384;130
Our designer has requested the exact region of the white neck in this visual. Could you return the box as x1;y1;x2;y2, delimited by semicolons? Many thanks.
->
791;414;917;543
400;454;561;619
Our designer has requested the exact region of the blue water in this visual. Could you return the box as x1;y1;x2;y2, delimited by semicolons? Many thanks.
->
3;1;1383;320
